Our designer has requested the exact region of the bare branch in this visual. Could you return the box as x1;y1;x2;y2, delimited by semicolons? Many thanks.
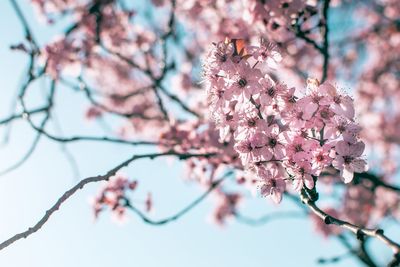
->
0;107;48;125
234;210;306;226
300;189;400;266
0;150;215;251
320;0;331;83
317;251;353;265
9;0;38;50
125;170;233;225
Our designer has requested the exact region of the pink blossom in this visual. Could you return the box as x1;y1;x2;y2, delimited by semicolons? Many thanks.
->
211;191;241;226
257;167;286;203
296;96;319;120
324;116;361;143
234;110;270;139
291;161;315;191
234;132;271;165
258;76;277;106
286;135;318;162
42;38;81;79
92;173;142;220
333;141;368;183
249;39;282;68
311;144;333;173
228;61;262;99
320;83;355;119
85;106;102;120
263;124;286;160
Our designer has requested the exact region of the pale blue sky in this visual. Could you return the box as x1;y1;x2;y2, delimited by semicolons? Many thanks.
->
0;1;391;266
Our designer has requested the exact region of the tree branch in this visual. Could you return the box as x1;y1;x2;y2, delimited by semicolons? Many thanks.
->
300;188;400;266
0;150;215;251
321;0;331;83
234;210;305;226
125;170;233;225
9;0;38;50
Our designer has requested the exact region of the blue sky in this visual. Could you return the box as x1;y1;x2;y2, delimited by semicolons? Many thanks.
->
0;1;391;266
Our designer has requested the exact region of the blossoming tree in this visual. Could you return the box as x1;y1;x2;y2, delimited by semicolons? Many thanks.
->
1;0;400;266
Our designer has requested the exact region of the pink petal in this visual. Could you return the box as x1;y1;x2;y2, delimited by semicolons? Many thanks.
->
260;184;271;196
341;97;355;119
292;178;303;192
332;157;344;170
304;175;314;189
271;189;283;203
351;141;365;157
342;167;354;183
273;144;286;160
335;141;350;155
320;83;337;96
303;103;319;120
350;159;368;173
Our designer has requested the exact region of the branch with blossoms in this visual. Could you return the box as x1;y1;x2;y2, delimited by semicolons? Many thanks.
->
204;38;399;265
3;0;400;266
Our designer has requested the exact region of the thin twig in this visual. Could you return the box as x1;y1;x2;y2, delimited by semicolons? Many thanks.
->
125;171;233;225
321;0;331;83
9;0;38;49
0;107;48;125
234;210;305;226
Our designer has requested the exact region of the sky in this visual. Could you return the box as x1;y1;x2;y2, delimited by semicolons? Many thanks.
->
0;1;391;267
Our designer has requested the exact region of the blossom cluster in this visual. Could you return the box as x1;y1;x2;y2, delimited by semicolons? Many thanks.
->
211;189;241;226
92;173;151;220
204;39;368;203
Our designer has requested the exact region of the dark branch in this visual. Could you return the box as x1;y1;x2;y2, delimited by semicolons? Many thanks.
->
234;210;305;226
125;170;233;225
300;188;400;266
0;150;215;251
320;0;331;83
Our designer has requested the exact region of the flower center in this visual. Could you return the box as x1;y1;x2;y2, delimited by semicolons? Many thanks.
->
268;137;277;148
343;155;353;164
226;114;233;121
271;22;280;30
288;95;296;103
320;109;330;119
312;95;322;104
238;78;247;87
337;124;346;133
333;96;341;104
247;118;257;127
220;54;227;62
247;142;253;151
295;144;303;152
267;87;275;97
281;2;289;8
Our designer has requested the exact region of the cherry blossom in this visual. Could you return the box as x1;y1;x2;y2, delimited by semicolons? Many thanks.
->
333;141;368;183
205;38;368;201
